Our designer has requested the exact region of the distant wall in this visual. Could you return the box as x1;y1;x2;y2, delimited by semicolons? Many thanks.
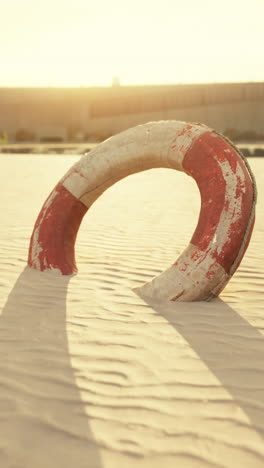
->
87;99;264;139
0;82;263;142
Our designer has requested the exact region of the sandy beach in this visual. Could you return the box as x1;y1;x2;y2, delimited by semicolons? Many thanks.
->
0;153;264;468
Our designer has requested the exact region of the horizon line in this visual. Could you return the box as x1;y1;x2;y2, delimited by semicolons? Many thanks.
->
0;80;264;90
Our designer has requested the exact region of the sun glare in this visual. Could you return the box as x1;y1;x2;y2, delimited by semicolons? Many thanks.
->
1;0;264;86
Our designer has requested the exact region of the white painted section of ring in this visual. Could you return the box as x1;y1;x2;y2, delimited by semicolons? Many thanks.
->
30;189;59;269
135;244;229;302
167;123;210;169
61;121;211;204
63;171;90;200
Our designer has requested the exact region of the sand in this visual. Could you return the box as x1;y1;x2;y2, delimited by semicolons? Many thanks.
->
0;153;263;468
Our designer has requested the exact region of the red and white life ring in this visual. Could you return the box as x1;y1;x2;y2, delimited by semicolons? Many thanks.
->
28;121;256;301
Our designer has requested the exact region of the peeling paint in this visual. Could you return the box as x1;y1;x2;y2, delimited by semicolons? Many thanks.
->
28;121;254;302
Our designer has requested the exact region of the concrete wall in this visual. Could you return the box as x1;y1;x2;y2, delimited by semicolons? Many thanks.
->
86;99;264;139
0;83;263;141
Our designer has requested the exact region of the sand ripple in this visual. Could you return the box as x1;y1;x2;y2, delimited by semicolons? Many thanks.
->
0;155;264;467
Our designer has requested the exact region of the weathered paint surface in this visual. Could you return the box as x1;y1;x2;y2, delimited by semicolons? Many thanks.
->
134;244;230;302
137;131;254;301
183;131;254;272
28;183;88;274
61;121;210;206
28;121;255;301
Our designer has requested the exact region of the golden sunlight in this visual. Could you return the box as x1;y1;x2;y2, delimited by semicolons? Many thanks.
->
1;0;264;86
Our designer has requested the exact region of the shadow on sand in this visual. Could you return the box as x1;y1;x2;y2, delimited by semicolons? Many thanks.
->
0;267;102;468
139;294;264;439
2;266;264;466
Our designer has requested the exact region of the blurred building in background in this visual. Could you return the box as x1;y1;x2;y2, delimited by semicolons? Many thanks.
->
0;82;263;143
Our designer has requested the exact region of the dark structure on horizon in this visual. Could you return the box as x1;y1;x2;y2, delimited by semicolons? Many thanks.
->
0;82;263;142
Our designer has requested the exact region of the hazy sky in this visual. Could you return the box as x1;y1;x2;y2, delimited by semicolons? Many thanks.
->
1;0;264;87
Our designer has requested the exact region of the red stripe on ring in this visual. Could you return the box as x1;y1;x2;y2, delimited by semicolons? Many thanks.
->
28;183;88;274
183;131;254;273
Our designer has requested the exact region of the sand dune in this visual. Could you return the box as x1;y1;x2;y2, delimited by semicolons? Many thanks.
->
0;154;263;467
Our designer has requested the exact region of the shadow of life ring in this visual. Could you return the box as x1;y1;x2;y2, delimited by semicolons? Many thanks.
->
28;121;257;302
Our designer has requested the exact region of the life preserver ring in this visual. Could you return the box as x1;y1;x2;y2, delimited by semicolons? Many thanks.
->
28;121;256;301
